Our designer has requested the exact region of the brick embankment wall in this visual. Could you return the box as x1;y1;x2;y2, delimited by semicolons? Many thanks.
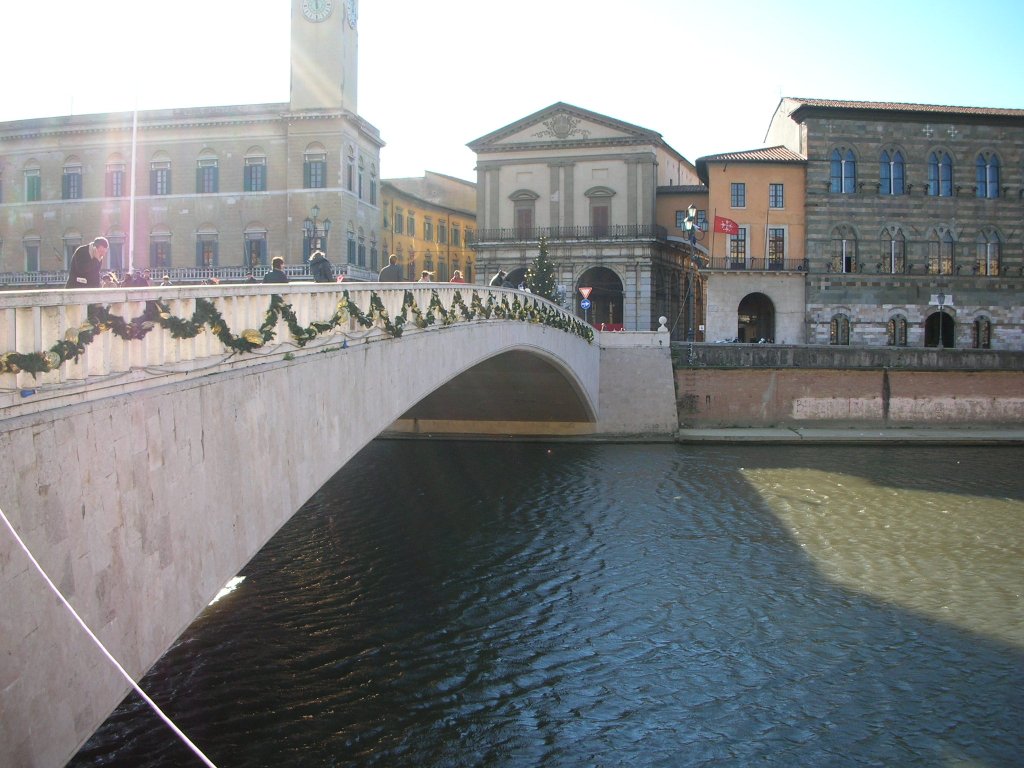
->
674;367;1024;429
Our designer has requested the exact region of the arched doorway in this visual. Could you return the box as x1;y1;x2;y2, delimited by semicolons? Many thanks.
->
577;267;624;330
505;266;529;288
924;310;955;347
737;293;775;342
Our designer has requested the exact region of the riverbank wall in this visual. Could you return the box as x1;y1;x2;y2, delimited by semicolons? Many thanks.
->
672;343;1024;430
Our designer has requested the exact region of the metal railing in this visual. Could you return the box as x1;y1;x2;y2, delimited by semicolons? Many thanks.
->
698;257;809;272
474;224;668;243
0;261;379;288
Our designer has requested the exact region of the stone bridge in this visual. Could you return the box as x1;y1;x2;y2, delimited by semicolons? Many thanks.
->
0;283;677;767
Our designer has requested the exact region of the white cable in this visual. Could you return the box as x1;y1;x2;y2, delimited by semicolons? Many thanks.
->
0;503;219;767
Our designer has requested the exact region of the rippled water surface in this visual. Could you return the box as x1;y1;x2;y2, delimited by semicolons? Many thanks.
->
71;442;1024;767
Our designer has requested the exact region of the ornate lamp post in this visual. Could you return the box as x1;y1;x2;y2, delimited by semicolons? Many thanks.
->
302;204;332;257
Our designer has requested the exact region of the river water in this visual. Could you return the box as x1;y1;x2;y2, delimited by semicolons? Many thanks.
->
70;441;1023;767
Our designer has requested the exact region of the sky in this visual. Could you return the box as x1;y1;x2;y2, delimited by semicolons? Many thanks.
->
2;0;1023;183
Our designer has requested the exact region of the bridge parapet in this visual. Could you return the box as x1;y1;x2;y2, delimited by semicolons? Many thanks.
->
0;284;593;420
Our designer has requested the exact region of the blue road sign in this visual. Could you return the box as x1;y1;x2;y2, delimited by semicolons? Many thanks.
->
580;298;591;310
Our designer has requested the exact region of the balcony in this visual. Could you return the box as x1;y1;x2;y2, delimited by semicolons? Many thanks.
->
474;224;668;245
700;256;809;272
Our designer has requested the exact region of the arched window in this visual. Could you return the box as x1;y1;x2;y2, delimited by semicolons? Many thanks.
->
585;186;615;236
357;227;366;267
62;156;83;200
831;226;857;273
510;189;539;236
880;227;906;274
887;315;908;346
830;148;856;193
345;146;356;192
369;163;377;205
928;230;956;275
973;316;992;349
880;150;905;195
347;223;356;264
196;150;219;194
976;153;1000;198
244;147;267;192
976;229;1000;275
195;227;219;267
303;144;327;189
928;152;953;196
830;314;851;345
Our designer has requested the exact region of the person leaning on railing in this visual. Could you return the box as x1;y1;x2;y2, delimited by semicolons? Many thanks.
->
65;237;109;289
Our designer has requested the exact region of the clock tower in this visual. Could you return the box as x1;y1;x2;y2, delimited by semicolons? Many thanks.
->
290;0;359;112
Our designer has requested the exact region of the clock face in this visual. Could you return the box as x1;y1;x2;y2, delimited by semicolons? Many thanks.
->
345;0;358;28
302;0;334;22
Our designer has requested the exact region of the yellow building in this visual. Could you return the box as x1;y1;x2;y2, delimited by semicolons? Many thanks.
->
694;147;808;343
0;0;382;283
381;172;476;282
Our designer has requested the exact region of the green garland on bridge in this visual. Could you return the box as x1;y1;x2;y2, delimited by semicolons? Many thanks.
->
0;288;593;377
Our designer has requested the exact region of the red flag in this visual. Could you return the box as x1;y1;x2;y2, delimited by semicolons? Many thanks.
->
714;215;739;235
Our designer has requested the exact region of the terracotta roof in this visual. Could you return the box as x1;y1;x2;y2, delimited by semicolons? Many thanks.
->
787;97;1024;118
698;146;805;164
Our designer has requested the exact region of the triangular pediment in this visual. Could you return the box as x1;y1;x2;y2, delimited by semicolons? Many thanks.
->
468;102;662;153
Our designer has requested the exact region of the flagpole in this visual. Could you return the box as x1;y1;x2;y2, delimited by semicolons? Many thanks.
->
764;205;769;268
710;208;717;264
128;100;138;274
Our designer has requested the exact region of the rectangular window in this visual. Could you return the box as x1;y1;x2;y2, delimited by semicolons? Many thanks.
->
304;155;326;189
245;234;267;267
106;164;125;197
591;203;610;235
729;227;748;268
768;227;785;268
196;237;218;267
696;210;707;231
62;167;83;200
197;160;218;194
151;240;172;270
25;241;40;271
407;213;415;237
769;183;784;209
730;183;746;208
244;158;266;192
108;239;124;272
424;219;434;242
394;208;403;234
452;226;461;247
25;170;41;202
438;221;447;245
151;162;171;195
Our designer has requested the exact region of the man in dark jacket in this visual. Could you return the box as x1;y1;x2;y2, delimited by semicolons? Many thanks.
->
309;250;335;282
378;253;402;281
65;237;109;288
262;257;289;283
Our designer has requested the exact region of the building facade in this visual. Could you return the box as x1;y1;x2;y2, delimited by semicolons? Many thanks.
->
765;98;1024;350
381;172;477;282
0;0;382;283
469;103;702;337
691;147;808;343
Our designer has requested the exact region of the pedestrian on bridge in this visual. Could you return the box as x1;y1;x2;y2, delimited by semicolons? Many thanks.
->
378;254;402;281
450;270;465;283
263;257;289;283
309;250;335;282
489;269;506;287
418;270;434;282
65;237;109;288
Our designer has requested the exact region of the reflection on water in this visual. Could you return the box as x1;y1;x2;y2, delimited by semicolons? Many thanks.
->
70;442;1024;768
744;467;1024;649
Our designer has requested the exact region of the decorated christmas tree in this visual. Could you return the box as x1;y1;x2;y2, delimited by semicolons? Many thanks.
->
526;236;558;301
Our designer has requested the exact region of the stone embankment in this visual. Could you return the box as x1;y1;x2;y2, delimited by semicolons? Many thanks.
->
671;343;1024;443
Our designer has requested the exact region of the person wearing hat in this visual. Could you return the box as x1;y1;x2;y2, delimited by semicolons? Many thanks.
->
308;249;335;282
65;237;109;288
418;270;434;282
489;269;506;287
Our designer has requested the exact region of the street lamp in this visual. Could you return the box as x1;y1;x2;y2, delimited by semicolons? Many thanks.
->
302;204;332;256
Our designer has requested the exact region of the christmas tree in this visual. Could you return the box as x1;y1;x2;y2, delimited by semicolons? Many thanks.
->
526;236;558;301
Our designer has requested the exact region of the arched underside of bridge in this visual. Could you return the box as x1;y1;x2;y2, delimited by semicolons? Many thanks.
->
0;320;602;767
390;349;596;435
